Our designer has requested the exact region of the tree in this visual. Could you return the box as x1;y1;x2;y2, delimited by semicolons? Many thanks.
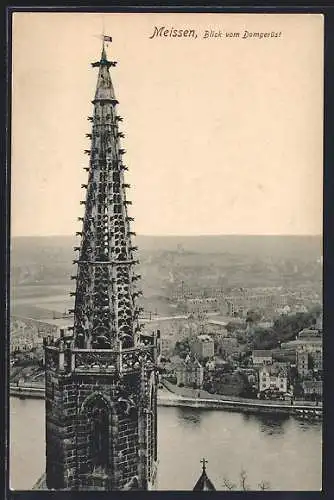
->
273;312;318;342
222;470;270;491
174;338;191;359
226;321;245;333
222;477;236;490
246;309;262;324
239;469;249;491
293;380;304;398
310;304;322;316
251;328;279;350
258;481;271;491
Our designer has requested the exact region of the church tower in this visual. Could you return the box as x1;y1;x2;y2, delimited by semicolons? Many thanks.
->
193;459;216;491
43;40;158;491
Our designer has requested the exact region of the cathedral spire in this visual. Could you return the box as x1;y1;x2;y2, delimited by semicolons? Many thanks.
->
72;38;141;350
43;41;158;492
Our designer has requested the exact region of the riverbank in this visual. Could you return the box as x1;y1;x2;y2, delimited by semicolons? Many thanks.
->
9;384;322;418
162;379;322;407
10;384;45;399
160;381;322;418
158;394;322;417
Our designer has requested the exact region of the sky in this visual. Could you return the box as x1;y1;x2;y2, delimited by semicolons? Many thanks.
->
11;12;324;237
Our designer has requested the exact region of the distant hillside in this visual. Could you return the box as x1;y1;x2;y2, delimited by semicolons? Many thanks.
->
10;234;322;291
11;234;322;265
137;234;322;260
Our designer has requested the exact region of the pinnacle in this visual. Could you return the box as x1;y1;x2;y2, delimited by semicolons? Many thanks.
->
92;44;117;103
94;63;116;102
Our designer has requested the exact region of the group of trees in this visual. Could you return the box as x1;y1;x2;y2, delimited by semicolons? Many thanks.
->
273;310;319;339
249;311;320;350
203;369;251;397
246;309;263;324
222;469;270;491
174;338;192;359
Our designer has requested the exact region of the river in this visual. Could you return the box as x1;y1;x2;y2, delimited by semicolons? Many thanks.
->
9;397;322;491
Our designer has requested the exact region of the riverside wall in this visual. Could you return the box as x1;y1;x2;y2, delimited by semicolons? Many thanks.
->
157;395;322;416
9;384;322;417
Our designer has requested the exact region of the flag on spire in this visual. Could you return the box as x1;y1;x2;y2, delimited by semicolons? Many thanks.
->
103;35;112;42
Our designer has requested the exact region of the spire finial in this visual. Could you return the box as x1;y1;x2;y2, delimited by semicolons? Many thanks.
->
101;33;112;61
101;16;106;57
200;458;208;472
101;39;107;61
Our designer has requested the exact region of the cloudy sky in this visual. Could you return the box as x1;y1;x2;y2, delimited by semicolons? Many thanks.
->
11;12;323;236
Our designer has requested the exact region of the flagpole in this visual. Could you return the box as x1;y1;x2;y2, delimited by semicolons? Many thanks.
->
101;14;105;52
102;15;105;51
101;14;105;37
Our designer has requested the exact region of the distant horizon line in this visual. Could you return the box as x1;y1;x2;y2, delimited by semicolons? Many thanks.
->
11;233;323;238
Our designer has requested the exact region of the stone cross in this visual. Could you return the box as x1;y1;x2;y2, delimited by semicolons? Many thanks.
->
200;458;208;471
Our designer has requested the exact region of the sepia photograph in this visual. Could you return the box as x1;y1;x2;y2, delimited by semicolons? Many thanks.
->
9;11;323;491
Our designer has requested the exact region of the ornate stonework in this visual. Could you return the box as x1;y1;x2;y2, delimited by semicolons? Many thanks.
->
43;41;158;491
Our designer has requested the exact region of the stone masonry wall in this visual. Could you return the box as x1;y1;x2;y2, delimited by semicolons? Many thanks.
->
116;414;139;488
45;366;156;490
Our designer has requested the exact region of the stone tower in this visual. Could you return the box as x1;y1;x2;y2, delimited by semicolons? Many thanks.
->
43;41;158;491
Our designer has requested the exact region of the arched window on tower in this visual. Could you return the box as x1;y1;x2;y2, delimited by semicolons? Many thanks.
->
90;403;109;467
80;394;112;474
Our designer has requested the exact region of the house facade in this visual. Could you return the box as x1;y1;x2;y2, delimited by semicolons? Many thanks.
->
175;358;204;388
302;380;323;399
191;335;215;360
296;349;309;377
252;350;273;366
258;365;288;394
